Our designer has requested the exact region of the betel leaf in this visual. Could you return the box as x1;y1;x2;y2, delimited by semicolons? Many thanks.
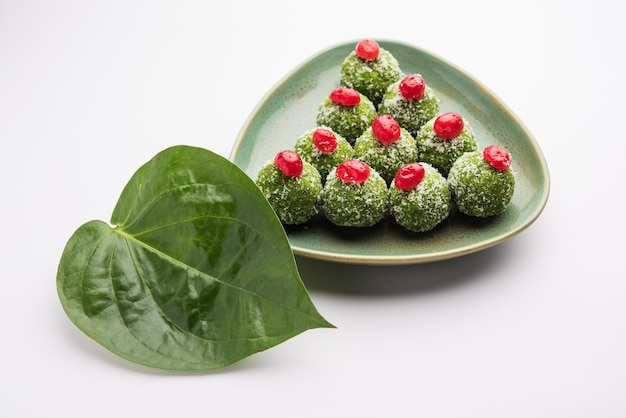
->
57;145;334;371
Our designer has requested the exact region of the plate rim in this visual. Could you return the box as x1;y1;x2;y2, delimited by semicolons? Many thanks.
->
229;39;551;265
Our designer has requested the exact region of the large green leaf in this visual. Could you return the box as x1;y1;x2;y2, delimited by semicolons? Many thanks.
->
57;145;333;371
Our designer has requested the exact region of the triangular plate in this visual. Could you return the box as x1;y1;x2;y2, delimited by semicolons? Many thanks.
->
230;40;550;265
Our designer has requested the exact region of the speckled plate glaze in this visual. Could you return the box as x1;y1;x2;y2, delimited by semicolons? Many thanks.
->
229;40;550;265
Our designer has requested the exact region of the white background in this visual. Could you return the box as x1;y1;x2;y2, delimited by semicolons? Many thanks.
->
2;1;625;417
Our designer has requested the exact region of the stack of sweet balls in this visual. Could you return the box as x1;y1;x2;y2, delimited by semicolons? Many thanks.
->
255;39;516;231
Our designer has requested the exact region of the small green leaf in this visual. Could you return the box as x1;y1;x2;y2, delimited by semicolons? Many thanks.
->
57;145;333;371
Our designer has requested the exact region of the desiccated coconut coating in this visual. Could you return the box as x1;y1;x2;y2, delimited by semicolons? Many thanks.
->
256;159;322;225
353;123;418;185
415;114;478;177
316;90;377;144
321;161;388;227
389;163;451;232
293;127;354;181
340;44;403;107
378;79;440;138
447;150;515;217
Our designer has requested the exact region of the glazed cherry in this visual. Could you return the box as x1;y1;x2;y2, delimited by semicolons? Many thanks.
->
329;87;361;106
336;159;370;184
433;112;464;140
274;150;303;178
394;163;425;191
372;114;401;144
355;39;380;61
483;145;512;171
312;128;338;153
399;74;426;101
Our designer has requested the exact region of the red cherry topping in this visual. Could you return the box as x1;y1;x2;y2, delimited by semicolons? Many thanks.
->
274;150;303;178
312;128;338;153
335;159;371;184
483;145;512;171
394;163;426;191
399;74;426;101
355;39;380;61
433;112;464;140
372;114;401;144
329;87;361;106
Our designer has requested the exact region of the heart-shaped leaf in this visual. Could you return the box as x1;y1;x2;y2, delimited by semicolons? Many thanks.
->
57;145;333;371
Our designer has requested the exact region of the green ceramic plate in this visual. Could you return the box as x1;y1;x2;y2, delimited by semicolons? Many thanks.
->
229;40;550;265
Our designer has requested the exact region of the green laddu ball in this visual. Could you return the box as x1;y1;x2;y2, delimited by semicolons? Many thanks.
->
415;112;478;177
378;74;440;138
339;39;403;107
321;159;388;227
293;127;354;181
256;150;322;225
316;87;377;144
390;162;451;232
447;145;515;217
354;114;418;185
